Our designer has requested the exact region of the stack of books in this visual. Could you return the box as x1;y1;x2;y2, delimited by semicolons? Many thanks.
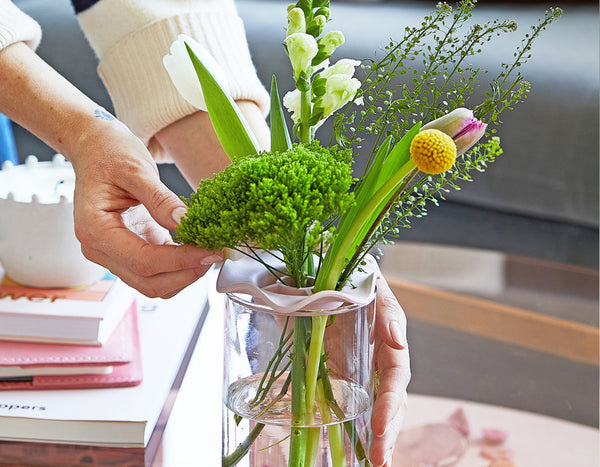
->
0;265;139;389
0;262;214;449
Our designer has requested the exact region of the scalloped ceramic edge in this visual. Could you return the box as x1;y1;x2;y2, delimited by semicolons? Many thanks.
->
216;252;380;313
0;154;74;203
0;155;106;288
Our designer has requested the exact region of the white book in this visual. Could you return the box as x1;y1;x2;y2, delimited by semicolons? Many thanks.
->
0;365;113;378
0;273;137;345
0;270;214;447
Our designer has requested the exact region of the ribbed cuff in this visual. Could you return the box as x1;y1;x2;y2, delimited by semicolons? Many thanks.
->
0;0;42;51
96;11;269;162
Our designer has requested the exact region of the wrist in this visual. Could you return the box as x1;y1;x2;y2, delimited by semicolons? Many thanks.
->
65;109;135;170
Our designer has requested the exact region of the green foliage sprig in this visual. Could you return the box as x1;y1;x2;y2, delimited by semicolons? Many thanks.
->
323;1;561;288
368;136;504;252
334;1;561;152
474;6;562;125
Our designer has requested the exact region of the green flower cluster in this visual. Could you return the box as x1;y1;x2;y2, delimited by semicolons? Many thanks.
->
176;142;354;277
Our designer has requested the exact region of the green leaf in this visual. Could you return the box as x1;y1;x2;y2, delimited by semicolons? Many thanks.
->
312;76;327;97
185;43;259;162
308;109;324;126
380;122;420;183
296;72;311;92
269;75;292;153
314;124;421;291
296;0;312;17
354;123;419;207
354;135;392;203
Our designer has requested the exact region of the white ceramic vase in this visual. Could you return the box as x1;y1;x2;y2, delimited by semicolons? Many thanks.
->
0;155;105;288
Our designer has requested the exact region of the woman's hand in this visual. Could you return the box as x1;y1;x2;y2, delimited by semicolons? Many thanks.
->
69;120;223;298
369;277;411;467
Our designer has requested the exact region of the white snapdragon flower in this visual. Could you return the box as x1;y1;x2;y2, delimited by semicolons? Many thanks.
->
163;34;228;111
282;89;302;123
313;58;362;119
317;74;361;117
320;59;361;80
285;33;319;80
284;58;362;128
317;31;345;57
286;7;306;36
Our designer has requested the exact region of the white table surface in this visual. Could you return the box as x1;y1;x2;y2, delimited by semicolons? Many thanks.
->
401;394;599;467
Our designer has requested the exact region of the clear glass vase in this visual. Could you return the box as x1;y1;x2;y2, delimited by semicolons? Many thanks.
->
222;291;376;467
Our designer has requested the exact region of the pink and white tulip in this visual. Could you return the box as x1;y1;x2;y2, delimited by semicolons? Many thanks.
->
422;107;487;155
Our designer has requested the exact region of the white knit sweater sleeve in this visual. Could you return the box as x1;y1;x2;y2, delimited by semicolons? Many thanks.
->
76;0;269;161
0;0;42;51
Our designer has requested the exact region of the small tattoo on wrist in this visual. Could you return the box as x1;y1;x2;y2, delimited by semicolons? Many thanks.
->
94;108;116;121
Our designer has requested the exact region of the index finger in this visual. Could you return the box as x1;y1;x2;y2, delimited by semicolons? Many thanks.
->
376;277;408;350
84;222;220;277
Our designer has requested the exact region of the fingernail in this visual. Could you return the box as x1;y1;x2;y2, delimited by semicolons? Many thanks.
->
171;207;187;225
200;254;223;266
389;320;406;349
223;247;245;261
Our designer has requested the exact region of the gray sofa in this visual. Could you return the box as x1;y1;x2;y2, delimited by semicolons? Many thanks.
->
12;0;600;269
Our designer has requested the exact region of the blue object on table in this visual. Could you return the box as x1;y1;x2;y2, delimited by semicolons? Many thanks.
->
0;113;19;165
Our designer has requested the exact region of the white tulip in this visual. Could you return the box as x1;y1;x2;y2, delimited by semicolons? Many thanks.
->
163;34;228;111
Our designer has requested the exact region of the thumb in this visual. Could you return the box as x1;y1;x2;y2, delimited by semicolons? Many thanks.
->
133;177;187;232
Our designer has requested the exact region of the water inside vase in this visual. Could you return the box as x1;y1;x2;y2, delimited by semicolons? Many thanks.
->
225;371;371;427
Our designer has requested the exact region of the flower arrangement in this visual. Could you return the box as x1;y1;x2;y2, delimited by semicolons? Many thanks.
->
163;1;561;465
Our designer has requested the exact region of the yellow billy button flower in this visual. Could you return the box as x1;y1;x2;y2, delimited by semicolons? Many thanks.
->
410;129;457;174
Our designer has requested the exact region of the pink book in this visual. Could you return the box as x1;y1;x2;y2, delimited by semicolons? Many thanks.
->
0;302;143;390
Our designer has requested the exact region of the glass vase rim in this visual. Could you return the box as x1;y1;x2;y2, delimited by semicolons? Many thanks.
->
225;291;375;317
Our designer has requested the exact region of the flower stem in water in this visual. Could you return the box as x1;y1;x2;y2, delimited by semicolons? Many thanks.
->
222;422;265;467
316;379;347;467
289;316;309;466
